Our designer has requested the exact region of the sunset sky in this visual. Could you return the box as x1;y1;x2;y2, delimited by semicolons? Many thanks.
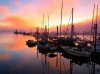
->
0;0;100;32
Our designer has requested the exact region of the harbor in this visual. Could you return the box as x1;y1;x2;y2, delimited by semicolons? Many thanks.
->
0;33;100;74
0;0;100;74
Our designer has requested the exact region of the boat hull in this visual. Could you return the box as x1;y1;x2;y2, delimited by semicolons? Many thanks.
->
62;46;91;58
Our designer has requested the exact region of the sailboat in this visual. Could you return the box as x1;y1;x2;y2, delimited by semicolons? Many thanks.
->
61;7;75;48
37;14;49;51
62;46;91;57
61;8;91;58
91;4;100;52
38;25;49;50
38;15;58;53
58;6;75;47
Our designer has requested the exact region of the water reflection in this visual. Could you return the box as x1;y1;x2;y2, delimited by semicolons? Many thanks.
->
0;33;100;74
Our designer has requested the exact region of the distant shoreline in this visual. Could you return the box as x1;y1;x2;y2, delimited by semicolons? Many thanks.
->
0;31;13;34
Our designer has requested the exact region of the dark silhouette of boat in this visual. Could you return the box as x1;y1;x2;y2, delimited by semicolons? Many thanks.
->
26;40;37;47
62;51;90;65
62;46;91;58
14;30;18;34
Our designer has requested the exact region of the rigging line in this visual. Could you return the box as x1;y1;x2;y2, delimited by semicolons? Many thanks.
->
96;5;98;24
67;11;72;29
65;10;72;35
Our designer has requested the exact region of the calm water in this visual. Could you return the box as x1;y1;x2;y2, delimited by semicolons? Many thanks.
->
0;33;100;74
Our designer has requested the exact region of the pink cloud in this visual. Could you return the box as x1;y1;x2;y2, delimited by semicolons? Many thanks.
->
0;5;10;16
0;0;100;31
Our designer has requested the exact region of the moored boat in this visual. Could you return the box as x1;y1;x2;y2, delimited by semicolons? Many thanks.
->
26;40;37;46
62;46;91;57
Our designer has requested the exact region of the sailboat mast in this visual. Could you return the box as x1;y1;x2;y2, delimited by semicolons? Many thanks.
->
91;4;95;42
36;27;39;42
60;0;63;37
57;26;58;39
43;14;44;32
45;25;47;33
48;15;49;34
71;8;74;39
94;5;98;52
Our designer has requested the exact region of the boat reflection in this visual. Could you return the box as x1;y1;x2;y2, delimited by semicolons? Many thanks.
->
36;45;100;74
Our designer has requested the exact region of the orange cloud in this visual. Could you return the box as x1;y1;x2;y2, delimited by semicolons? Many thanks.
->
0;16;36;31
0;0;100;32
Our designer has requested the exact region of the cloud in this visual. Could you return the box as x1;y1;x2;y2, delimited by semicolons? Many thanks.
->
0;0;100;32
0;5;10;17
0;16;27;30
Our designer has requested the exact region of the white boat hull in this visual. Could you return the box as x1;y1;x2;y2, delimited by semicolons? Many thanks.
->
62;46;90;57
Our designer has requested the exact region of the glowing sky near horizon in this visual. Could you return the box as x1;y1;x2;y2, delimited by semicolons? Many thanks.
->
0;0;100;31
